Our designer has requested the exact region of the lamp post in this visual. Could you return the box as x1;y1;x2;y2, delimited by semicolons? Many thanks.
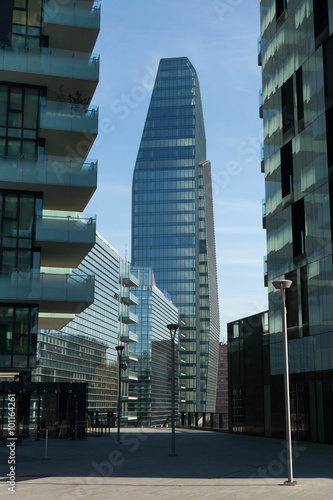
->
115;345;125;444
272;279;297;486
167;323;179;457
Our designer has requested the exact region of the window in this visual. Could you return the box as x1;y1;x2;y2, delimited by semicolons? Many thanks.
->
300;267;309;337
323;35;333;107
276;0;287;19
282;77;294;135
292;198;306;258
285;270;299;340
313;0;328;40
281;141;293;198
12;0;43;49
326;107;333;169
296;67;304;123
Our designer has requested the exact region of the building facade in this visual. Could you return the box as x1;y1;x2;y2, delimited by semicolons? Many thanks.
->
131;57;220;413
0;0;100;384
215;342;229;414
129;267;179;426
34;234;139;423
231;0;333;444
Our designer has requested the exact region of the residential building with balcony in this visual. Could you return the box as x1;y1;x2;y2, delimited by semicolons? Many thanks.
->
129;267;179;426
0;0;100;383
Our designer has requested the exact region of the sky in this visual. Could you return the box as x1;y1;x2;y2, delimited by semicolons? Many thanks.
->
87;0;268;339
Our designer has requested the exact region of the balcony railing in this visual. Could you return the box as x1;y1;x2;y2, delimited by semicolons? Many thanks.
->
35;212;96;244
119;311;138;324
44;0;101;30
0;270;94;308
119;330;138;343
119;272;139;287
0;155;97;188
0;45;99;81
40;99;98;134
120;291;139;306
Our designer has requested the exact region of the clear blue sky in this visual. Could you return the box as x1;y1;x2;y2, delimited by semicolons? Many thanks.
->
87;0;268;339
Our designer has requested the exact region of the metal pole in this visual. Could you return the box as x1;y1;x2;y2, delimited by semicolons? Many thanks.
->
170;334;177;456
44;429;48;459
117;351;122;444
281;287;297;486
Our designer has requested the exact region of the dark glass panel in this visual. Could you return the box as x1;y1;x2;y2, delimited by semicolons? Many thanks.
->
281;141;293;197
296;67;304;122
10;87;22;111
313;0;328;39
282;77;294;135
4;194;18;218
292;198;306;257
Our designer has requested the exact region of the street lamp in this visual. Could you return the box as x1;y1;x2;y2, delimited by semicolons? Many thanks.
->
167;323;179;457
115;345;126;444
272;279;297;486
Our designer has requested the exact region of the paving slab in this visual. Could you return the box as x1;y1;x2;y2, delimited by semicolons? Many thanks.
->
0;428;332;499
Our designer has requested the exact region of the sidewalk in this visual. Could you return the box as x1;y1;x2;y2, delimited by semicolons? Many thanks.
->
0;428;332;499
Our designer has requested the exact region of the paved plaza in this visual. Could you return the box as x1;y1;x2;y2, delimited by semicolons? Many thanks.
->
0;428;332;499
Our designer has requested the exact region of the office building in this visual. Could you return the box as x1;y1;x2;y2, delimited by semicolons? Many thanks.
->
215;342;228;414
131;57;220;412
0;0;100;385
129;267;179;426
34;234;139;425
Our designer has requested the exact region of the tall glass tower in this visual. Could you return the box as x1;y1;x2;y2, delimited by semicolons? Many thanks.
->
131;57;220;412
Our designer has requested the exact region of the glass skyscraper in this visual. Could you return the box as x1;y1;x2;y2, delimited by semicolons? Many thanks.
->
131;57;220;412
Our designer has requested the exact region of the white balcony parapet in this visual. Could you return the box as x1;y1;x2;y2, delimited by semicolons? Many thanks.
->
119;331;139;343
119;311;139;324
44;0;101;30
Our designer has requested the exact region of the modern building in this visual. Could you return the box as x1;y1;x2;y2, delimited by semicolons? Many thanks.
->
228;312;269;435
131;57;220;413
0;0;100;385
228;0;333;444
215;342;229;414
129;267;179;426
33;234;139;425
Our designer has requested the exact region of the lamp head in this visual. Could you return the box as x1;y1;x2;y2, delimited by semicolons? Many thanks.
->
167;323;179;332
272;279;292;290
115;345;125;353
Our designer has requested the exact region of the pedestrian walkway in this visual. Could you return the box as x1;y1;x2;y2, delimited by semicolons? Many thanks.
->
0;428;332;499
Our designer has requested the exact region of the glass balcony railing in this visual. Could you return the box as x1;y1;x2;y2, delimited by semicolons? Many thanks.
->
40;99;98;134
119;272;139;287
120;291;139;306
119;311;138;324
0;46;99;81
44;0;101;30
119;330;139;343
35;213;96;244
0;155;97;189
0;270;94;305
122;370;139;381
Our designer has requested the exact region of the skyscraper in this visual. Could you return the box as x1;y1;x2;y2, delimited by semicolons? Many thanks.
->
131;57;220;412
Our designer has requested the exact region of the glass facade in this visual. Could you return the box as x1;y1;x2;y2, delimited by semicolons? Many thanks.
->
131;57;220;412
0;1;99;379
34;235;138;418
129;267;179;426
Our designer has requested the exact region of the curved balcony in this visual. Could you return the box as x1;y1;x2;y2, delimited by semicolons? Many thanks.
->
36;212;96;267
0;156;97;211
0;46;99;102
119;272;139;288
0;270;94;314
120;291;139;306
119;330;138;343
43;0;100;53
40;100;98;157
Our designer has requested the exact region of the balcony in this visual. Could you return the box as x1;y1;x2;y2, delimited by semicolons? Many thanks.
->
119;331;138;343
40;100;98;157
120;291;139;306
119;272;139;288
122;371;139;381
0;156;97;211
36;212;96;267
43;0;100;53
119;311;138;325
262;199;266;229
0;270;94;314
122;351;139;362
0;46;99;102
257;36;262;66
259;88;263;119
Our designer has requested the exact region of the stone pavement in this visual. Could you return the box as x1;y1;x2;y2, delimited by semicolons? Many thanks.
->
0;428;332;499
